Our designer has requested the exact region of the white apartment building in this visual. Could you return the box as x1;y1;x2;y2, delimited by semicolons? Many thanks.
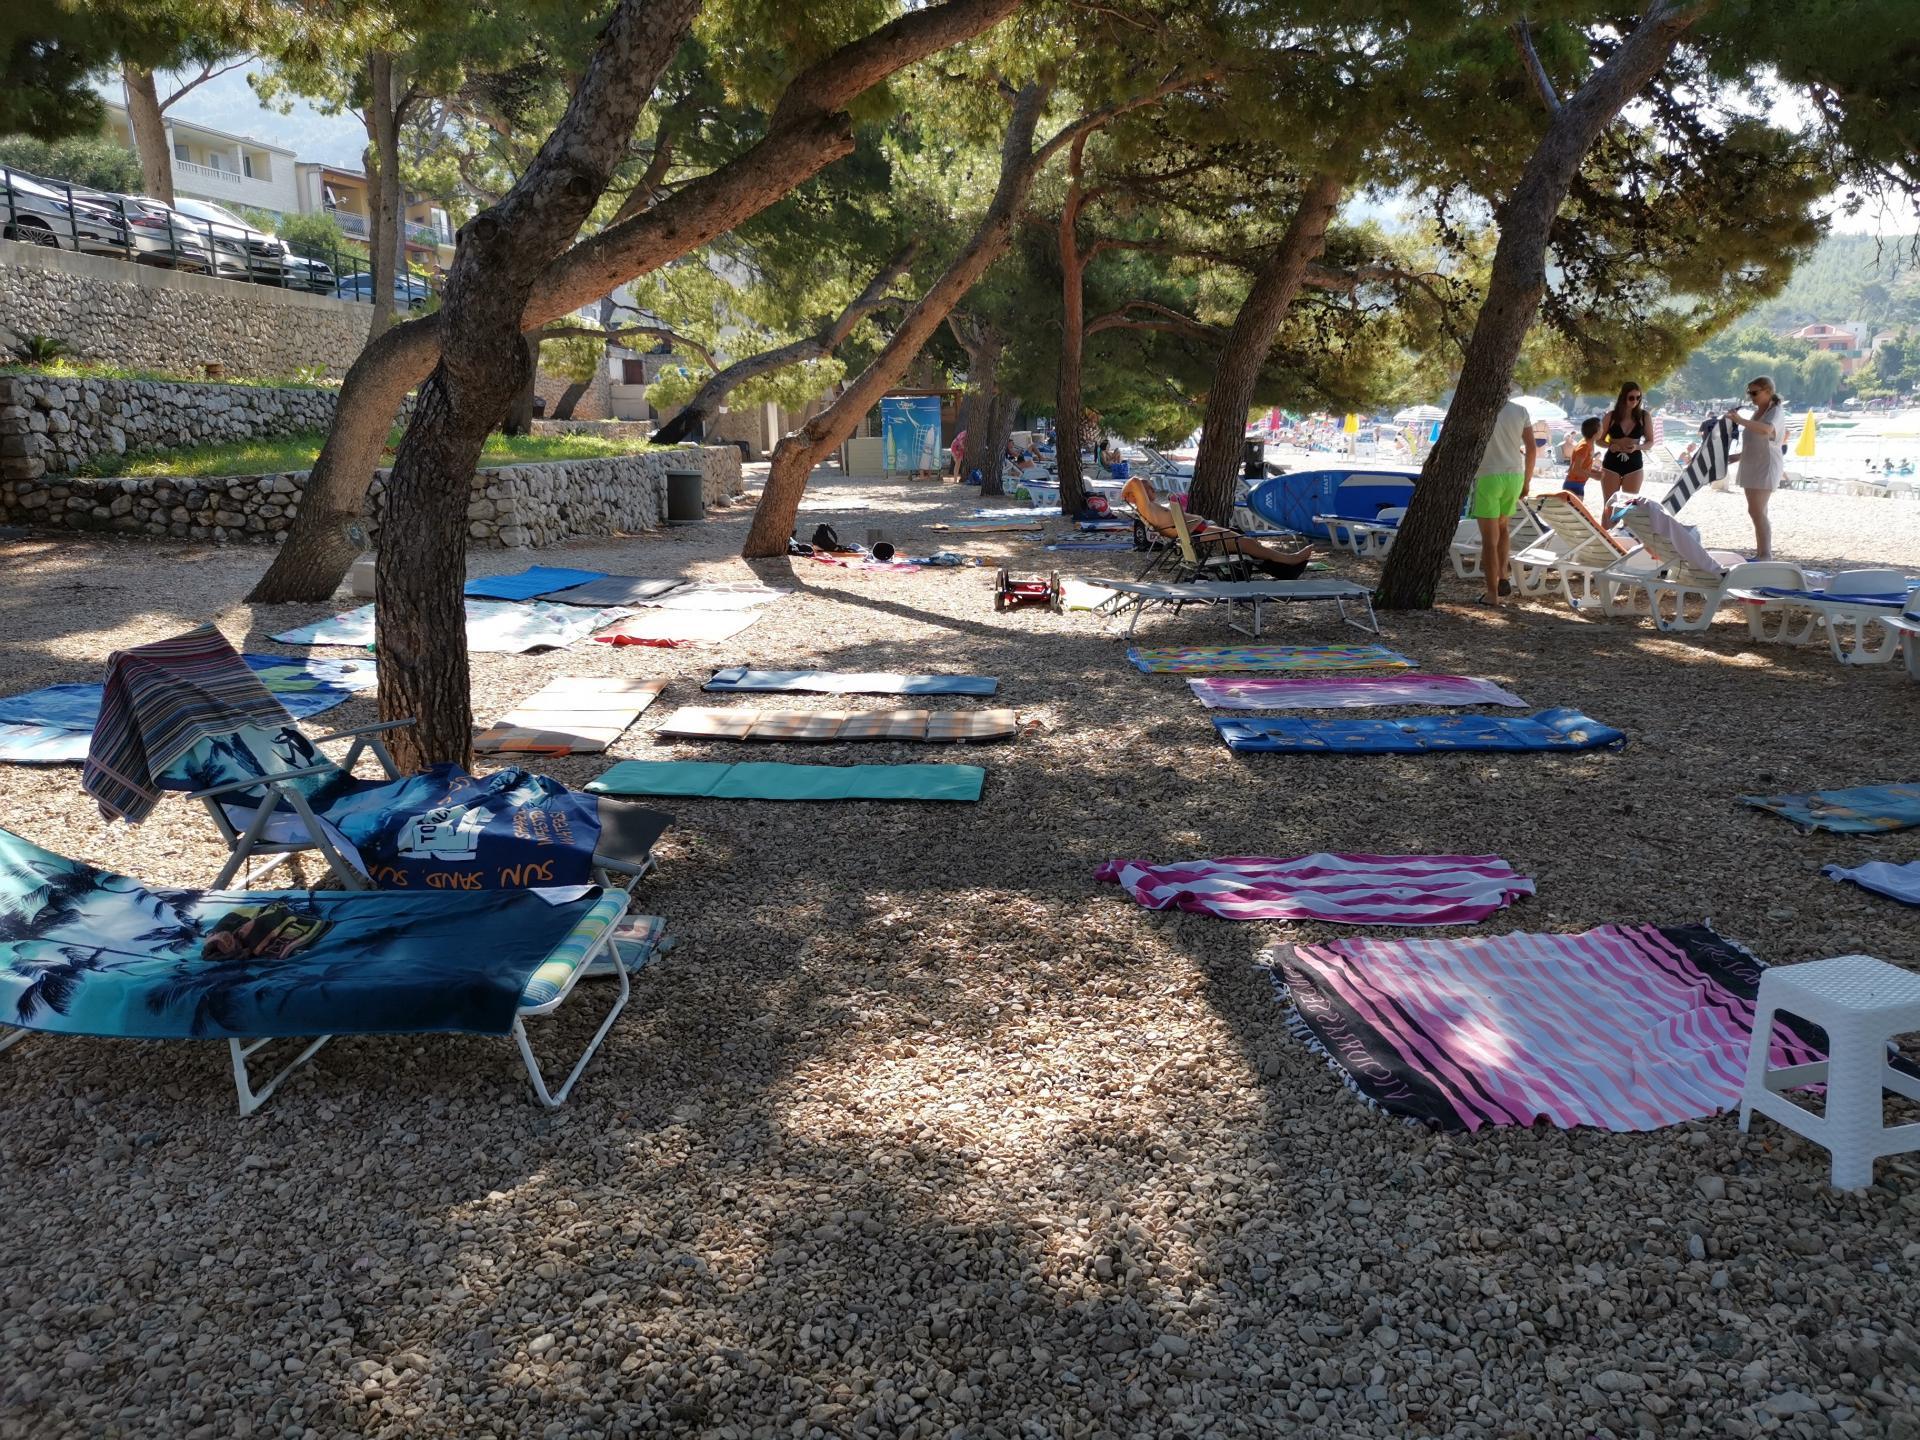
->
102;101;301;221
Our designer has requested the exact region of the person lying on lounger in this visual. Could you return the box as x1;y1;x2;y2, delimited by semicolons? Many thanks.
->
1122;478;1317;576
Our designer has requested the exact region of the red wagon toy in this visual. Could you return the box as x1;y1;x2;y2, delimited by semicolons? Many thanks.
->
994;567;1063;613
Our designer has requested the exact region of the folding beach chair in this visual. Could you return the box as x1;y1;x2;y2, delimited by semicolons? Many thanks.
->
84;628;668;894
1094;578;1381;637
1510;492;1628;607
0;825;651;1113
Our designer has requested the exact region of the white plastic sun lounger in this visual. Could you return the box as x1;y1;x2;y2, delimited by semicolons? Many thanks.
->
1601;501;1752;630
1510;493;1629;608
1449;510;1547;580
1316;509;1403;558
1094;578;1381;636
1887;594;1920;681
1723;568;1911;652
1797;570;1920;665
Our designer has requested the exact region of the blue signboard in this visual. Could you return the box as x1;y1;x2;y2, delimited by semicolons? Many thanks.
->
881;395;943;472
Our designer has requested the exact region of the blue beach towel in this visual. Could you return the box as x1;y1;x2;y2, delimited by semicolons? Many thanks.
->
704;669;999;696
1741;782;1920;834
1753;585;1913;607
1215;707;1626;755
465;566;607;601
1824;860;1920;907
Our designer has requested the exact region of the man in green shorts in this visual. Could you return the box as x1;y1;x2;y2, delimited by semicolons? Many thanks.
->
1469;396;1536;606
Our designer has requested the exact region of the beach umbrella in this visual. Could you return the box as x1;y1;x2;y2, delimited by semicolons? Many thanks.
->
1342;413;1360;434
1511;395;1568;422
1393;404;1447;423
1795;410;1818;457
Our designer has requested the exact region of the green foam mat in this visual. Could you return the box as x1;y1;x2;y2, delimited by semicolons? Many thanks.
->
588;760;984;802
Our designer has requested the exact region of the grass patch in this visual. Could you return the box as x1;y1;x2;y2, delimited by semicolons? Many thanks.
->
4;360;334;390
80;429;660;479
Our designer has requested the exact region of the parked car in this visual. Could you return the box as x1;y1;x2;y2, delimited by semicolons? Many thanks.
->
165;196;286;285
0;168;132;258
74;190;216;274
279;248;336;295
334;270;434;311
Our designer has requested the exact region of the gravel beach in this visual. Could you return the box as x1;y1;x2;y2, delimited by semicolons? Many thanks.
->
1;471;1917;1439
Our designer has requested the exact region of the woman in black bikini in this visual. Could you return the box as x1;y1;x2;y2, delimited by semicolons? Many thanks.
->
1598;381;1653;508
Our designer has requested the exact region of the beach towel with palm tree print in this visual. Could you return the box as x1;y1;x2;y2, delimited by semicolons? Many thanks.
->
0;827;602;1039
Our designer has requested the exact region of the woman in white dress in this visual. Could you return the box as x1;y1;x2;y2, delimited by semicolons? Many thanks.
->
1726;375;1786;559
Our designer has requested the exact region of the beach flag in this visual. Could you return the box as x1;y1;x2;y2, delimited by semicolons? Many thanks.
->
1796;410;1818;457
1343;413;1360;434
1662;416;1734;514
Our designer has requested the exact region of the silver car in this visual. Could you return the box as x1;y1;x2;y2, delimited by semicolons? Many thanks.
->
72;190;216;274
166;196;286;285
0;168;132;258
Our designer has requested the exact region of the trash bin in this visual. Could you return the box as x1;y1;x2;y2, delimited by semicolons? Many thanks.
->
665;468;704;526
1243;438;1265;478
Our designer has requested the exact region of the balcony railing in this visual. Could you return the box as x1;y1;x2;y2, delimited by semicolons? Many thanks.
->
330;208;370;238
175;159;277;198
406;220;451;246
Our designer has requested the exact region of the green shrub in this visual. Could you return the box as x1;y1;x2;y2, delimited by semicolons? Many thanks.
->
0;135;143;193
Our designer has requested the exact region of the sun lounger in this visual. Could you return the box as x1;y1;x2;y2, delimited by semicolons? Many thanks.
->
1594;501;1751;629
1725;568;1915;655
0;825;646;1112
84;627;669;892
1450;510;1547;580
1510;493;1628;607
1888;594;1920;681
1790;571;1920;665
1720;564;1824;644
1315;507;1403;558
1094;578;1381;637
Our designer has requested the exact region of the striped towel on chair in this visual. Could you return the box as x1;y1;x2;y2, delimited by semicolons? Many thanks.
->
1662;417;1734;514
84;625;294;823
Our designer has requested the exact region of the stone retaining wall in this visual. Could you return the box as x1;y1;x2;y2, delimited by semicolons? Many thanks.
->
0;238;373;379
0;444;743;548
0;373;354;481
530;418;654;442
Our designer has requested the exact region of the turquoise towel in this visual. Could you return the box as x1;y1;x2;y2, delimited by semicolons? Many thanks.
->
589;760;984;802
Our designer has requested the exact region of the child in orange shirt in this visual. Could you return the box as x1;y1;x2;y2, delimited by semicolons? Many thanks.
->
1563;416;1601;499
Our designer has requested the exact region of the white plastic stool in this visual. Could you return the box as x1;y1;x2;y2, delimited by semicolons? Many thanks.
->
1739;954;1920;1189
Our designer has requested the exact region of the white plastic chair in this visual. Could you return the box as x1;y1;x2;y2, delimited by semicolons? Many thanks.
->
1886;593;1920;681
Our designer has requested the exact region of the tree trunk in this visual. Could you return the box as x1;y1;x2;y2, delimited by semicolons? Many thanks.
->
375;0;701;769
503;334;540;434
1375;1;1704;610
742;85;1054;558
1055;134;1091;516
251;0;1024;603
980;389;1015;498
122;66;174;207
365;52;402;344
1186;171;1345;523
651;242;917;446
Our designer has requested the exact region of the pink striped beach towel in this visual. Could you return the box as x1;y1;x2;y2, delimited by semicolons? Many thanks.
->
1268;923;1868;1132
1095;854;1535;925
1188;675;1526;710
